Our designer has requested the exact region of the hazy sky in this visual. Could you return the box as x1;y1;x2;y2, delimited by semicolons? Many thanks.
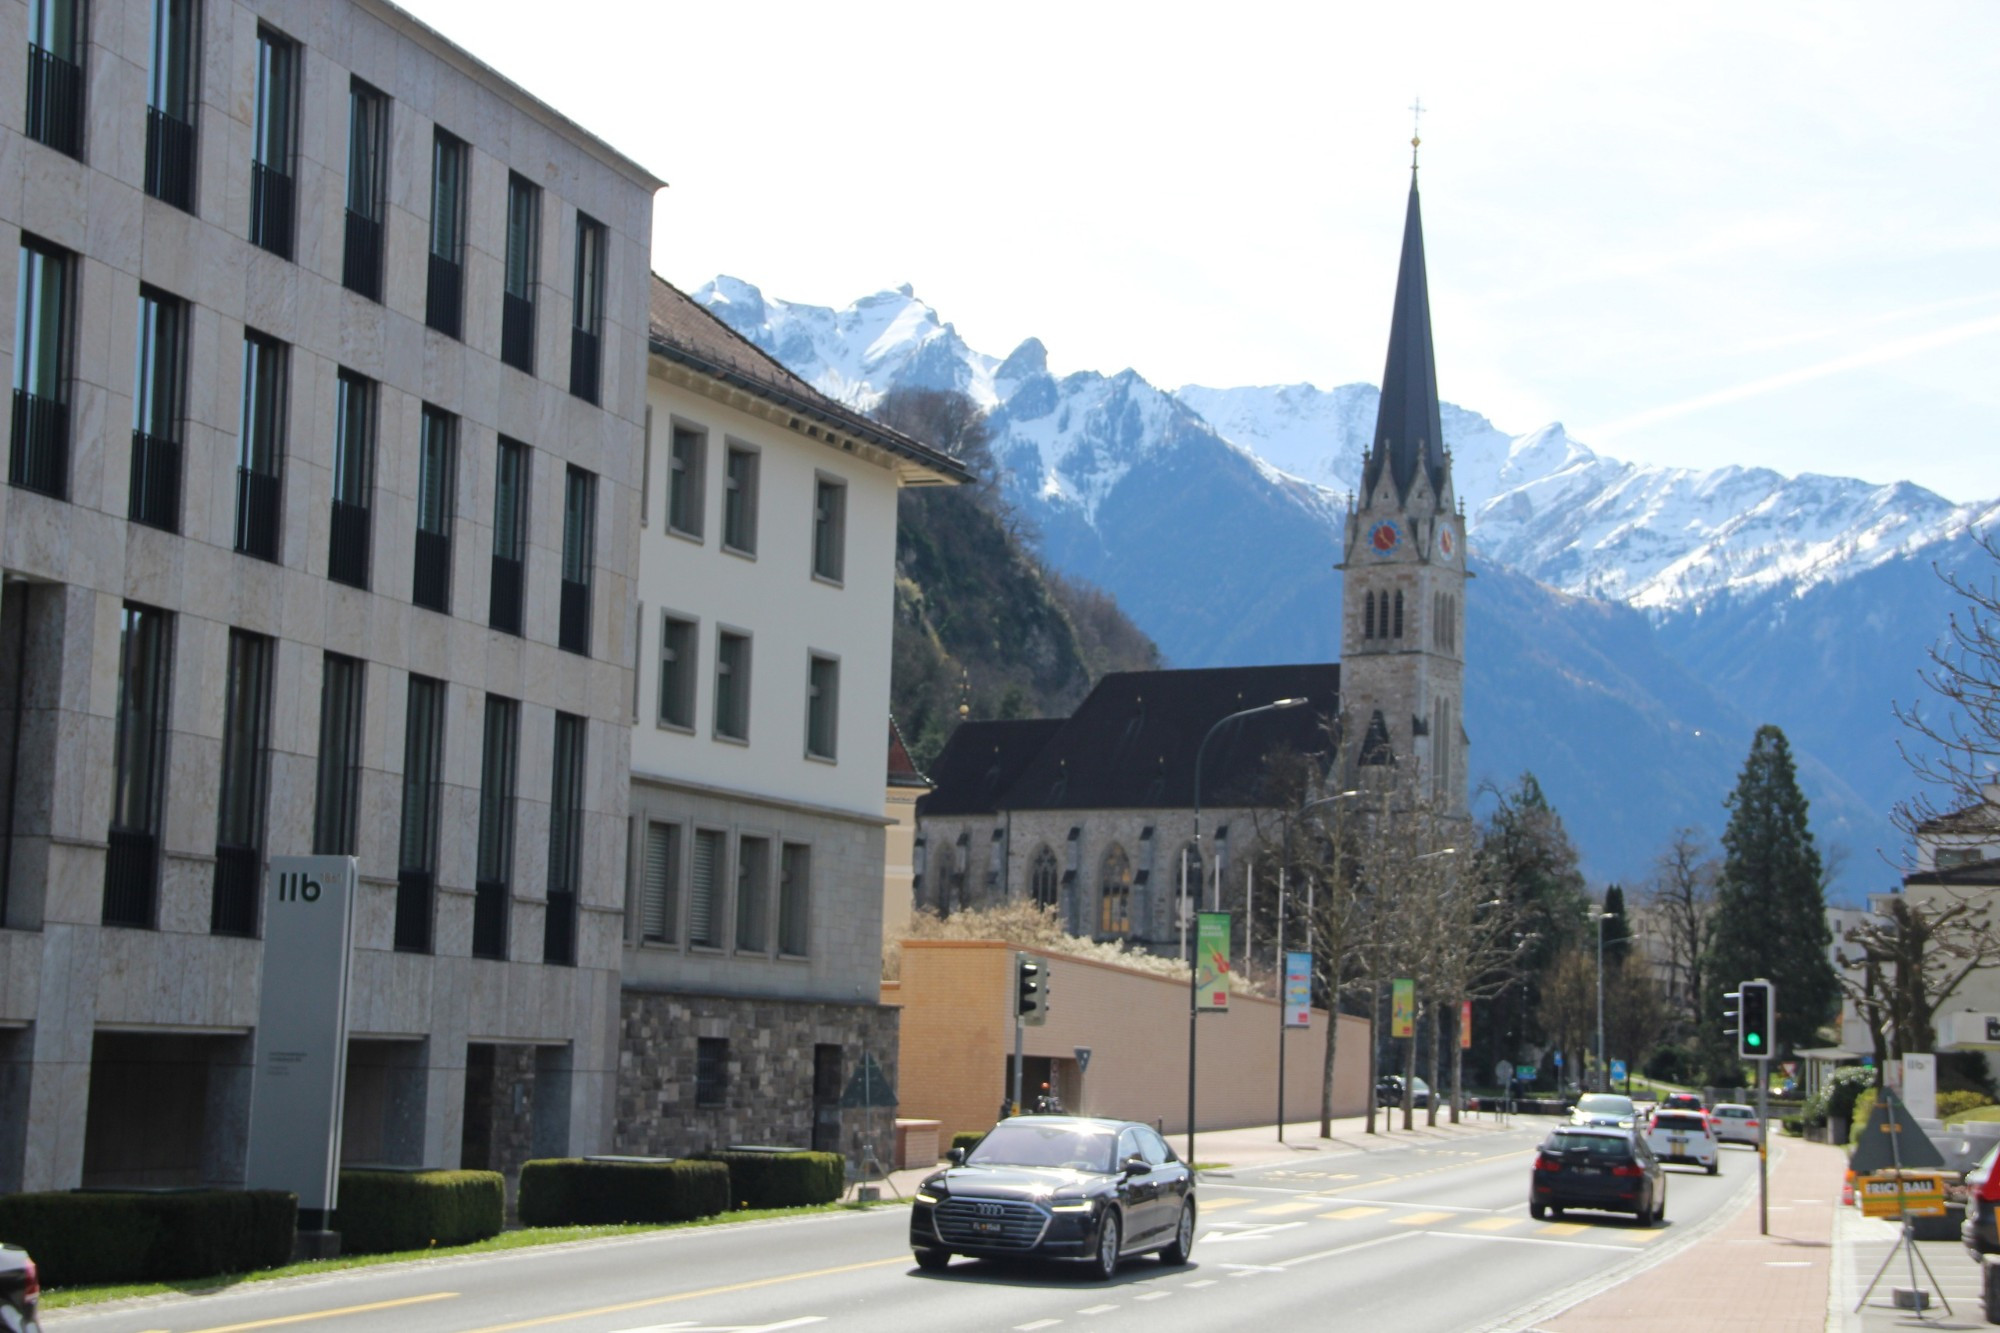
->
399;0;2000;502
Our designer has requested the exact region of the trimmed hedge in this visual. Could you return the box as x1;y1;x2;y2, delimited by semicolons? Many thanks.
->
335;1169;503;1255
1939;1090;1993;1120
518;1158;729;1226
0;1190;295;1288
950;1131;986;1157
697;1151;845;1209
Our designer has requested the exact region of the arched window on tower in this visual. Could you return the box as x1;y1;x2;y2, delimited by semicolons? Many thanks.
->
1393;591;1405;638
1099;844;1132;935
1364;591;1376;640
1029;846;1059;909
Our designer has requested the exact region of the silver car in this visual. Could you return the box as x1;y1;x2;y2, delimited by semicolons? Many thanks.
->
1710;1103;1762;1145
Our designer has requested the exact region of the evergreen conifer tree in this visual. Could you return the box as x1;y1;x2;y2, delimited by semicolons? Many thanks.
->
1704;725;1839;1069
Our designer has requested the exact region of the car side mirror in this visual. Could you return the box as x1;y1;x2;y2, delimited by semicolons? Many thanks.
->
1123;1155;1152;1176
948;1147;967;1166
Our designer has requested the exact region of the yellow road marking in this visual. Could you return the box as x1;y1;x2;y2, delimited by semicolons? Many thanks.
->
1538;1222;1588;1237
1461;1216;1528;1232
1622;1228;1665;1243
1200;1196;1255;1211
1251;1200;1325;1216
1320;1206;1387;1221
1392;1211;1457;1227
185;1292;459;1333
455;1257;906;1333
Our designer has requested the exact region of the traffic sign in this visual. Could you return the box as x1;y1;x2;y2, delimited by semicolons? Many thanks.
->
1610;1059;1627;1085
1515;1064;1537;1082
1074;1046;1093;1073
1494;1059;1513;1083
1554;1050;1564;1067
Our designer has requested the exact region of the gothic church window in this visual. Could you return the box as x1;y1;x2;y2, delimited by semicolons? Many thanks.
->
1030;846;1059;908
1364;591;1375;640
1099;844;1132;935
1393;591;1404;638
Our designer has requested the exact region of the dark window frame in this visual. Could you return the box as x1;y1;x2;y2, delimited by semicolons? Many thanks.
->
500;173;539;373
721;442;758;556
26;0;87;159
639;820;680;945
558;465;595;655
103;602;172;928
211;628;271;937
568;213;605;403
778;841;810;958
312;652;364;856
249;25;299;259
735;833;770;955
812;474;846;584
144;0;199;210
129;284;186;532
543;711;586;966
713;628;750;743
412;405;455;613
233;330;286;560
657;611;697;731
489;436;530;635
805;652;838;761
394;673;445;953
425;128;468;339
472;692;518;961
11;235;74;499
329;369;375;589
667;422;705;539
342;77;389;301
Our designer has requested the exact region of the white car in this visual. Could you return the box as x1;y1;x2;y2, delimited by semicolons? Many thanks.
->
1711;1103;1762;1146
1569;1093;1637;1129
1646;1108;1719;1174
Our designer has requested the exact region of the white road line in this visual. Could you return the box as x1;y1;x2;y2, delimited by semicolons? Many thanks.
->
1135;1291;1174;1302
1307;1196;1496;1213
1219;1263;1287;1272
1015;1321;1062;1331
1279;1230;1424;1268
1427;1230;1642;1253
1183;1278;1219;1288
1077;1303;1119;1314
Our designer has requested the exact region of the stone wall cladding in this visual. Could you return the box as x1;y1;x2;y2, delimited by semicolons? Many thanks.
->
615;990;897;1167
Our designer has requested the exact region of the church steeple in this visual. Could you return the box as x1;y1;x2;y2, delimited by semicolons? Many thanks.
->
1360;177;1447;504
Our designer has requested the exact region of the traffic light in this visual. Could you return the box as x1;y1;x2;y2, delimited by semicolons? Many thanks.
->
1722;987;1741;1048
1016;953;1049;1026
1738;979;1774;1060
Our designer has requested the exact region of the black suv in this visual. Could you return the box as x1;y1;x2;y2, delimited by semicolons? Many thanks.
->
911;1116;1196;1279
1530;1126;1666;1224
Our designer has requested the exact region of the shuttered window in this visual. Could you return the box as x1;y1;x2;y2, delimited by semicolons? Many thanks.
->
641;822;678;944
690;828;722;948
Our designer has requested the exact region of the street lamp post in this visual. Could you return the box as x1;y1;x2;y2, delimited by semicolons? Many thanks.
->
1594;908;1613;1094
1185;696;1307;1167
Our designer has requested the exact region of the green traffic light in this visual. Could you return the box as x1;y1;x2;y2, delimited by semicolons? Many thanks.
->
1747;1034;1762;1047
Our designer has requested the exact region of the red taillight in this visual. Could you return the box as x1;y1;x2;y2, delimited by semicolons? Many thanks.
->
1611;1163;1645;1178
1536;1154;1562;1173
1745;1120;1759;1129
1979;1170;2000;1204
21;1258;37;1300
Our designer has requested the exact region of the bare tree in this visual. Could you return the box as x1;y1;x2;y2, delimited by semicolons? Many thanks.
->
1837;892;2000;1065
1894;529;2000;836
1537;946;1596;1087
1644;828;1718;1030
1606;952;1668;1084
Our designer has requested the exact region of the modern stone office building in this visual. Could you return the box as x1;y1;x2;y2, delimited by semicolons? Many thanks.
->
0;0;659;1193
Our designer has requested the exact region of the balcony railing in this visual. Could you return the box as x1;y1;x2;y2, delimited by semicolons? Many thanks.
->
328;499;371;589
250;162;294;260
211;843;261;936
145;108;195;211
234;466;281;561
488;553;523;636
129;430;181;532
568;327;600;404
426;253;462;339
413;527;451;614
26;46;83;159
501;292;535;373
543;889;577;966
103;828;157;928
473;879;508;960
394;868;433;953
10;391;68;499
558;577;590;656
342;209;383;302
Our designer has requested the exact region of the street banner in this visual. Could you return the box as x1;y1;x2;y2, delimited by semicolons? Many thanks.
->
1284;951;1312;1028
1459;1000;1473;1048
1196;912;1232;1010
1391;978;1414;1038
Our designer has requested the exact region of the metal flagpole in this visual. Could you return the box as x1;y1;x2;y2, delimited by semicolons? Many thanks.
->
1277;864;1287;1142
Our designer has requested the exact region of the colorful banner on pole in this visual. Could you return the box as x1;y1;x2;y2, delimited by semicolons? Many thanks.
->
1391;978;1415;1038
1459;999;1473;1049
1196;912;1232;1010
1284;951;1312;1028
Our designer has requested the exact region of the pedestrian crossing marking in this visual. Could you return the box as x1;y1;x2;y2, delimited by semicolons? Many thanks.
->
1321;1206;1387;1221
1251;1200;1325;1216
1538;1222;1587;1237
1393;1210;1457;1227
1202;1196;1255;1211
1460;1216;1528;1232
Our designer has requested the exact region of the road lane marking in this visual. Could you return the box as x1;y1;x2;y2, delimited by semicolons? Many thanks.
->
1279;1230;1422;1268
1427;1231;1634;1253
1135;1291;1173;1301
1078;1304;1119;1314
1320;1206;1386;1221
1310;1196;1493;1212
1015;1321;1062;1331
1200;1196;1255;1210
1538;1222;1588;1237
454;1257;906;1333
611;1320;825;1333
184;1293;460;1333
1393;1210;1457;1227
1251;1200;1324;1216
1184;1279;1218;1288
1622;1229;1665;1243
1460;1216;1528;1232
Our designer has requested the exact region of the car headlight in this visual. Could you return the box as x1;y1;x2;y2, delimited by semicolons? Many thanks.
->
1050;1197;1095;1212
917;1182;946;1201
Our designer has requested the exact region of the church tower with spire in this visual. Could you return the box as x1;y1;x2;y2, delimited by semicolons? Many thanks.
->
1337;154;1469;817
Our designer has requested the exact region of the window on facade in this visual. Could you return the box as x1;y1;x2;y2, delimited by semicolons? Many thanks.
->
1177;845;1203;906
640;821;680;944
812;476;846;583
249;27;298;259
1393;590;1404;638
658;613;696;730
1098;845;1132;935
500;173;539;373
472;694;517;961
1363;590;1375;640
212;629;271;937
12;237;72;498
426;130;467;338
129;286;185;531
722;445;758;554
668;424;705;537
394;675;445;953
806;653;838;761
234;332;286;561
145;0;198;209
26;0;85;159
1030;847;1059;909
1938;847;1989;871
329;370;374;589
104;604;172;929
489;437;528;635
735;835;770;954
569;214;604;403
312;653;364;855
714;630;750;741
342;79;388;301
695;1036;728;1107
689;828;723;948
779;842;810;957
544;711;584;966
559;466;595;656
412;407;455;613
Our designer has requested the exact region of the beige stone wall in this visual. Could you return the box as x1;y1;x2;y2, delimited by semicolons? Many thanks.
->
892;940;1370;1146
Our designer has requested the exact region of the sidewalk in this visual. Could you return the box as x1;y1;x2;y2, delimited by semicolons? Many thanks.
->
1839;1206;1988;1331
1537;1136;1845;1333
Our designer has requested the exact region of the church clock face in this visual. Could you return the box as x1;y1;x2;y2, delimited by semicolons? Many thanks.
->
1369;521;1402;556
1438;524;1456;562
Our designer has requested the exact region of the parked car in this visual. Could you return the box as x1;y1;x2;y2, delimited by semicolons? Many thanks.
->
0;1243;40;1333
1569;1093;1638;1129
1377;1075;1431;1108
1646;1108;1720;1175
910;1116;1196;1279
1530;1127;1666;1224
1964;1141;2000;1259
1711;1103;1762;1146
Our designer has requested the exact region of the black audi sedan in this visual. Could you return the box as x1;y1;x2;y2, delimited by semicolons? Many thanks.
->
910;1116;1196;1279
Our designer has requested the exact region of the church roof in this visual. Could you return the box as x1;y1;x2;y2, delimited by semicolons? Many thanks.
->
1360;177;1448;505
916;719;1065;816
887;716;930;789
921;665;1341;816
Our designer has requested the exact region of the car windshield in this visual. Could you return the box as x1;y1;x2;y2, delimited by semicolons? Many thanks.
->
1546;1131;1632;1159
1578;1095;1634;1116
967;1123;1118;1173
1718;1106;1752;1118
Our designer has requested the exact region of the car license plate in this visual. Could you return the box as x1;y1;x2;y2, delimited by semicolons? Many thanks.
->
974;1220;1002;1233
1572;1165;1600;1176
1670;1136;1686;1149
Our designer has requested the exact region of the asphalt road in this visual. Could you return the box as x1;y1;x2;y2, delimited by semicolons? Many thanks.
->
47;1125;1761;1333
